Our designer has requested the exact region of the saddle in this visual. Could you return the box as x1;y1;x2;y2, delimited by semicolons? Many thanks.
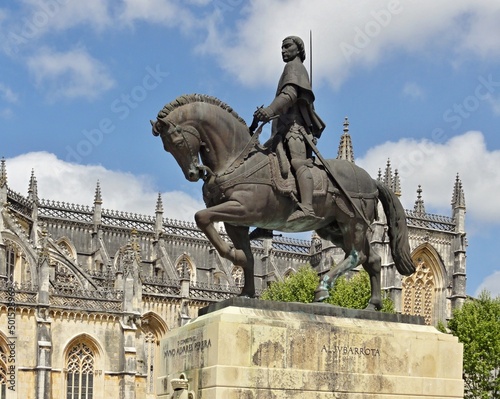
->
269;150;379;219
269;152;329;198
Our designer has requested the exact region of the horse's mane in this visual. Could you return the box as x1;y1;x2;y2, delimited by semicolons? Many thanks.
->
157;94;248;127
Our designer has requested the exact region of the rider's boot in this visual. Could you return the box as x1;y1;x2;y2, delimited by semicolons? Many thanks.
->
288;166;323;222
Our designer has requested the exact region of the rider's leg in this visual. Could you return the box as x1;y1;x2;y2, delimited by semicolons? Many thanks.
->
287;137;320;221
291;164;315;214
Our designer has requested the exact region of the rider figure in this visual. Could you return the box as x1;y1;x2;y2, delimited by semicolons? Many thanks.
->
254;35;325;223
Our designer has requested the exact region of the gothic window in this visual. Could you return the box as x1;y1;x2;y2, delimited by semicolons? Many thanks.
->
6;245;15;280
53;263;83;295
95;261;104;274
213;272;229;288
57;239;76;261
0;346;6;399
144;331;156;394
232;266;244;287
141;313;168;397
308;233;324;267
4;241;31;284
402;258;435;325
175;255;195;282
66;342;94;399
154;267;164;280
284;269;295;279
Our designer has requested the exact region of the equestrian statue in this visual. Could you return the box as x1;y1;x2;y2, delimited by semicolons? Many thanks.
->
151;36;415;310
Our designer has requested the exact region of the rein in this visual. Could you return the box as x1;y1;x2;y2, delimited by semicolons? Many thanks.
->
219;123;264;176
162;119;216;178
162;115;270;183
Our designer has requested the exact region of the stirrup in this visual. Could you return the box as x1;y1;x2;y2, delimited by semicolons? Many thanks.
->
287;207;323;223
249;228;274;240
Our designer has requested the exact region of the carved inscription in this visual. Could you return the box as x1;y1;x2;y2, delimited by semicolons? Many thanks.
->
321;344;380;357
163;335;212;358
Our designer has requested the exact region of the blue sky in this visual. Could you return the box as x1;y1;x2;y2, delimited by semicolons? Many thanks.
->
1;0;500;297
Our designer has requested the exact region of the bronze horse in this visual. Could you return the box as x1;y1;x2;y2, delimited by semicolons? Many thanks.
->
152;94;415;310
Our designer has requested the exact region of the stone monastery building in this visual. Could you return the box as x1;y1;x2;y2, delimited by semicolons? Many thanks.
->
0;120;467;398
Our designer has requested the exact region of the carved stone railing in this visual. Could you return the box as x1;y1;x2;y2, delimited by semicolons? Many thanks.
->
188;281;241;302
162;218;207;240
50;285;123;299
142;276;182;296
49;286;123;312
84;269;111;279
101;209;155;232
39;198;93;223
405;210;455;232
6;189;33;219
49;295;123;312
0;280;38;305
142;285;182;296
272;236;311;254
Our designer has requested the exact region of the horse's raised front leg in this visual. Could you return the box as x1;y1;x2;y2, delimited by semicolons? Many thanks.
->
194;201;255;297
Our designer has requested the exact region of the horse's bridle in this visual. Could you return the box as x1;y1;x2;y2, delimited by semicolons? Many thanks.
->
157;119;215;179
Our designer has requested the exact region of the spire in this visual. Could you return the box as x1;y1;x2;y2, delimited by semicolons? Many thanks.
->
383;159;393;188
0;158;7;188
336;117;355;163
155;192;164;213
94;181;102;205
93;181;102;229
413;185;426;214
377;159;401;195
393;169;401;197
28;169;38;202
155;193;164;239
451;174;466;209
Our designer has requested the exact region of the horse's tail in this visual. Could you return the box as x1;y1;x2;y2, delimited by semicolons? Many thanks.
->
375;179;416;276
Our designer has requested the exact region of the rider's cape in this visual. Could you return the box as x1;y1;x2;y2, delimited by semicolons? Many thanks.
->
273;57;326;139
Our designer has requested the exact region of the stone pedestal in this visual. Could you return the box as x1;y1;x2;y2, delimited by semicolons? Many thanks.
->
157;298;463;399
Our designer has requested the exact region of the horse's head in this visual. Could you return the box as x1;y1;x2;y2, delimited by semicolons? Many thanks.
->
152;118;205;182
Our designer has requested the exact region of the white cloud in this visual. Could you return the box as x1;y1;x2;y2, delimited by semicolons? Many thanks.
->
457;1;500;59
0;82;19;103
20;0;112;31
118;0;197;32
402;82;425;100
475;270;500;298
27;47;115;100
195;0;500;88
0;108;13;119
8;1;500;90
5;152;204;222
356;131;500;224
485;93;500;116
1;0;199;50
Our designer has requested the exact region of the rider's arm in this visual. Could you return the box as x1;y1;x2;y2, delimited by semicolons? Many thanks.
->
267;84;298;116
255;84;298;121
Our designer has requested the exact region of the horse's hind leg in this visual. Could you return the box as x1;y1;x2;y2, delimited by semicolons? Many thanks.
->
225;223;255;297
314;249;361;302
314;219;369;303
362;247;382;310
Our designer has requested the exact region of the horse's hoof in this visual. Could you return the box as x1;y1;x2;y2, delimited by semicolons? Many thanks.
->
364;303;381;311
314;289;329;302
